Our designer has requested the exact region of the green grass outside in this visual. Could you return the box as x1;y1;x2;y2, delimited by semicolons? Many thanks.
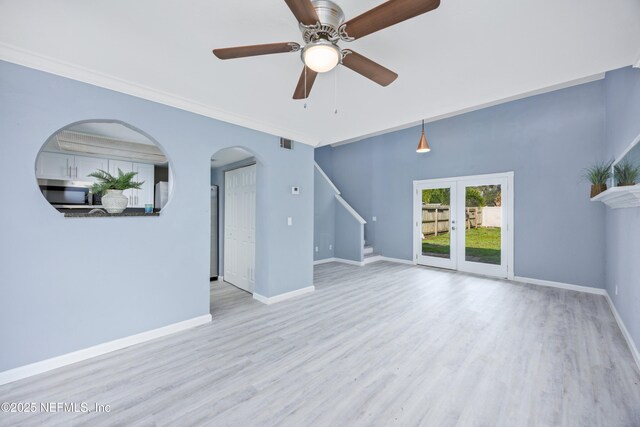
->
422;227;501;265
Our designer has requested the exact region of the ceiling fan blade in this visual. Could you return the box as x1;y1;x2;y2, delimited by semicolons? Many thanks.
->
341;0;440;40
213;42;300;60
341;50;398;86
283;0;320;25
293;66;318;99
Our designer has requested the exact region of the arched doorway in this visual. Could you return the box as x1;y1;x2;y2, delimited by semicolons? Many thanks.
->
210;147;258;298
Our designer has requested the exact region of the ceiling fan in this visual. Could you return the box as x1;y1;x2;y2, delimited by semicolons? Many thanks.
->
212;0;440;99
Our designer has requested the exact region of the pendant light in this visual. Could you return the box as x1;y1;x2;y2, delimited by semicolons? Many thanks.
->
416;120;431;153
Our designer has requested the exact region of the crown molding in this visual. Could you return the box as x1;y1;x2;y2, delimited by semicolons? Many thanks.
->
0;42;320;147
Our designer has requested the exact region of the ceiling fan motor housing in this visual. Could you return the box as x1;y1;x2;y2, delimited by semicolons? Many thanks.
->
312;0;345;30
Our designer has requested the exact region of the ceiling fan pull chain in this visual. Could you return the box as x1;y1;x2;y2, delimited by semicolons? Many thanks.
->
334;66;338;115
304;66;308;109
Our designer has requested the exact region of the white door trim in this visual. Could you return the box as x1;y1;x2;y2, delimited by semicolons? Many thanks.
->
413;171;514;280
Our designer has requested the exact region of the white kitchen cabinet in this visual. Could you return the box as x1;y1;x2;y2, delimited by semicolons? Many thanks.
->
108;160;155;208
134;163;155;208
37;152;108;182
36;152;75;180
75;155;108;182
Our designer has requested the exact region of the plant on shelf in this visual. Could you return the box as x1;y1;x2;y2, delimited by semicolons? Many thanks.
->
583;160;613;197
613;161;640;187
88;169;144;214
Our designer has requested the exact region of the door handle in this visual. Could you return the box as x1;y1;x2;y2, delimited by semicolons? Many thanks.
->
452;226;456;231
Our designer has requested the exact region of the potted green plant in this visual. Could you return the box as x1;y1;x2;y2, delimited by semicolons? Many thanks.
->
614;161;640;187
88;169;144;213
584;160;613;198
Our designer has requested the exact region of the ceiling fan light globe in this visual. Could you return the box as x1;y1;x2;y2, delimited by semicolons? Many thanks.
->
302;43;340;73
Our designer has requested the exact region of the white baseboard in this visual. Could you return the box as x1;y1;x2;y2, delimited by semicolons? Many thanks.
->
313;257;364;267
253;286;315;305
363;255;383;265
313;258;336;265
315;256;414;267
0;314;212;386
334;258;365;266
513;276;606;295
378;256;415;265
604;292;640;372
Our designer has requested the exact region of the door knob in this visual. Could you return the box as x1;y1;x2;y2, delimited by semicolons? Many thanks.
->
452;226;456;231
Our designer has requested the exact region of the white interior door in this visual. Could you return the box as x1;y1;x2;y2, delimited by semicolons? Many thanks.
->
224;164;256;293
414;173;513;279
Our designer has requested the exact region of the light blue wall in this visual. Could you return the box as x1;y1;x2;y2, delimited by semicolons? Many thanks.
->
314;145;333;181
334;202;364;262
314;167;336;261
317;80;607;288
316;142;376;247
604;66;640;351
0;61;314;372
605;67;640;160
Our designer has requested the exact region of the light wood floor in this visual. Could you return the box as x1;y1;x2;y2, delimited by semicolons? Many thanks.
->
1;262;639;426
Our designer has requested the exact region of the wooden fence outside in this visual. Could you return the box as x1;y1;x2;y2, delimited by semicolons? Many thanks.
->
421;204;484;236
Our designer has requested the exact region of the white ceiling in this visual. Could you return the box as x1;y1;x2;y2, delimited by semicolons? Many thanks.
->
1;0;639;147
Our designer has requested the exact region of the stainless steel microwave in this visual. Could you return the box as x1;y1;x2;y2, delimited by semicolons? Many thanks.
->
38;179;98;207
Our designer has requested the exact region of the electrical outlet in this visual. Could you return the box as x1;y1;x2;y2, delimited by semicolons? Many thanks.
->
372;216;377;221
615;285;618;295
315;246;319;252
329;244;332;250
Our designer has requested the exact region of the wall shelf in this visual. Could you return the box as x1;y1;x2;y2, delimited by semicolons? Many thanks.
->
591;185;640;209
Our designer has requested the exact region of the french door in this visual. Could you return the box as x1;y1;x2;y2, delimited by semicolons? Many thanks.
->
414;172;513;279
224;164;256;293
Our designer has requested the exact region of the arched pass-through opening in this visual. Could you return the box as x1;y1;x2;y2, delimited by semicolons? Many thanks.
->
35;119;174;215
210;146;260;314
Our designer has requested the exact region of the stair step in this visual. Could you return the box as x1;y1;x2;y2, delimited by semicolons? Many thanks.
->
363;246;374;255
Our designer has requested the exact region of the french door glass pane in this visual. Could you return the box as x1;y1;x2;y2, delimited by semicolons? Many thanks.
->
464;185;501;265
421;188;451;259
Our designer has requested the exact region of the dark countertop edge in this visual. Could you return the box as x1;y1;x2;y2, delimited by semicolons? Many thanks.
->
63;212;160;218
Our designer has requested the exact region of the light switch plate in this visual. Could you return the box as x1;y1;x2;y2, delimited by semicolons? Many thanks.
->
287;217;293;226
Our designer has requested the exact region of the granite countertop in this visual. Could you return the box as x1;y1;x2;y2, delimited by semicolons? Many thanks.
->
64;211;160;218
